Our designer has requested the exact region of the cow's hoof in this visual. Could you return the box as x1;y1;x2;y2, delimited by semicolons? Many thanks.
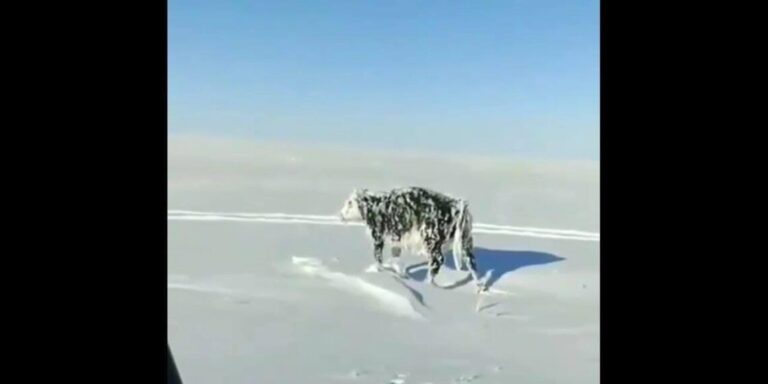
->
391;263;407;278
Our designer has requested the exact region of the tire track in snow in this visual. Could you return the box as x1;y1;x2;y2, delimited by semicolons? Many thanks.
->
168;210;599;242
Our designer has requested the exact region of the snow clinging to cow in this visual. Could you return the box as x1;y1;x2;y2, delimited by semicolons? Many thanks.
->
339;187;485;291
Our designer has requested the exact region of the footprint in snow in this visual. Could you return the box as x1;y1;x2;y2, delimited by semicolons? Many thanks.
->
388;373;408;384
346;369;368;379
453;373;481;383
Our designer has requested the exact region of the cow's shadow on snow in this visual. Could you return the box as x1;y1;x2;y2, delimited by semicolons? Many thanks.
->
405;247;565;289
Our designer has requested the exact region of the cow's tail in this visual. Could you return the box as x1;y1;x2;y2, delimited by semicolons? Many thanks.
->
452;199;471;271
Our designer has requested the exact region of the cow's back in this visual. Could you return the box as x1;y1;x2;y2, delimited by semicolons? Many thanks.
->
386;187;462;247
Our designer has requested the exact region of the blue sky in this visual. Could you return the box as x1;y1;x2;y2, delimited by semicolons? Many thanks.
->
169;0;599;160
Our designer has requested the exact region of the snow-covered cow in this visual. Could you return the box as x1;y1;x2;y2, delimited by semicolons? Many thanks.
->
339;187;484;290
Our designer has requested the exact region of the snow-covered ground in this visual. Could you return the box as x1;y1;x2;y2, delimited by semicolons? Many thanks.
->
168;136;600;384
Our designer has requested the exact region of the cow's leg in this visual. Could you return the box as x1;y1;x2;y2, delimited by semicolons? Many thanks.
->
463;241;485;291
427;249;444;285
365;227;386;273
389;233;403;260
373;238;384;266
425;236;445;285
388;245;409;277
363;238;386;273
422;226;445;285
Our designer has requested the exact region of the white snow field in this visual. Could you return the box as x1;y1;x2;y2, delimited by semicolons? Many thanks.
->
168;136;600;384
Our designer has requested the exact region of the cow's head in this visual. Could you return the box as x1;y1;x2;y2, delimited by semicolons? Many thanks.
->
339;188;368;222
